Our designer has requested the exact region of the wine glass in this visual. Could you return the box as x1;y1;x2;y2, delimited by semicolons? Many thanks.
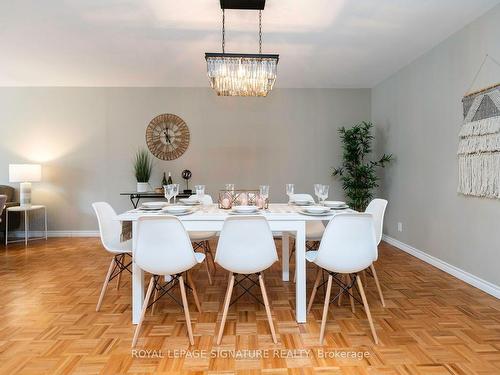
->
320;185;329;205
164;184;174;205
260;185;270;209
173;184;180;204
285;184;294;204
314;184;322;203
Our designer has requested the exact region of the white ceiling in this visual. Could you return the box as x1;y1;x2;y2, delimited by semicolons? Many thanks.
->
1;0;499;88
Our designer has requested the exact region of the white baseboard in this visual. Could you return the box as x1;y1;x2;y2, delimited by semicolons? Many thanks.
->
382;234;500;299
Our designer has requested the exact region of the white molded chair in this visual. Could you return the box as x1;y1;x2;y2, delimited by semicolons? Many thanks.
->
188;194;217;284
306;213;379;344
92;202;132;312
363;198;388;307
132;216;205;347
289;194;326;281
215;216;279;344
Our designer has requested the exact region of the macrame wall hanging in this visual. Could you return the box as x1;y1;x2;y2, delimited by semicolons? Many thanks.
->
458;54;500;198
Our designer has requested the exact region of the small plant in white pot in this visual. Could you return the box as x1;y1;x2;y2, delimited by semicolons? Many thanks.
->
134;149;153;193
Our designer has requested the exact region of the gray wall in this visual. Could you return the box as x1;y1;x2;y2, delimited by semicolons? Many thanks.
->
0;87;370;231
372;4;500;285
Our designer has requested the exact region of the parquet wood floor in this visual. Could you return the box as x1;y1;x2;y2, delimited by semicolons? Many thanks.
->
0;238;499;375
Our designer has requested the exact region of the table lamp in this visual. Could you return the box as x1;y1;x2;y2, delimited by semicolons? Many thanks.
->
9;164;42;206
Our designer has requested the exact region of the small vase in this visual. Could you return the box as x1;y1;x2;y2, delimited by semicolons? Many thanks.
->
137;182;149;193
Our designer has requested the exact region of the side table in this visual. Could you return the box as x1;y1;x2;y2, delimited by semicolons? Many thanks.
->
5;205;47;246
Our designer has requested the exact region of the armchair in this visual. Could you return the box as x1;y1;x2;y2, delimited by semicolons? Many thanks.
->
0;185;21;233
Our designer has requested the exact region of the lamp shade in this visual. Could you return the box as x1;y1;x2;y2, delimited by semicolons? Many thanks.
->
9;164;42;182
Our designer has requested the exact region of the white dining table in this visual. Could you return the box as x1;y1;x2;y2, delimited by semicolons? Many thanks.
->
116;203;351;325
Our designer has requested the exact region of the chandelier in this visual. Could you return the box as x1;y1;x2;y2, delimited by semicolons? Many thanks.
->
205;0;279;97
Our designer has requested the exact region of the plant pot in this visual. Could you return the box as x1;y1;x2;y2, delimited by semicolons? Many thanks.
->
137;182;149;193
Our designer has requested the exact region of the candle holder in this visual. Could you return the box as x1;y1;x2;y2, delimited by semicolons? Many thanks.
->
218;189;267;209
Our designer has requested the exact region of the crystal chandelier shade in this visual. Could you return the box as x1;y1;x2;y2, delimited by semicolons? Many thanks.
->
205;2;279;97
205;53;278;97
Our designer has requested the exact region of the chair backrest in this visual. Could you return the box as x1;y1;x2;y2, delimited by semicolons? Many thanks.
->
0;186;15;202
290;193;315;203
365;199;388;245
0;195;6;216
135;216;197;275
314;213;377;274
92;202;123;253
189;194;213;205
215;216;278;274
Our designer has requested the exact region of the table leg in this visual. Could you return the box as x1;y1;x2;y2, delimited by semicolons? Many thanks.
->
44;208;48;240
25;211;28;246
132;221;144;324
295;221;306;323
282;233;289;281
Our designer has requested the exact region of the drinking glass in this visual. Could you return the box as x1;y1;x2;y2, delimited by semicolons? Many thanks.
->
285;184;294;203
260;185;270;208
195;185;205;203
173;184;180;204
314;184;322;203
225;183;235;192
320;185;329;205
164;184;175;205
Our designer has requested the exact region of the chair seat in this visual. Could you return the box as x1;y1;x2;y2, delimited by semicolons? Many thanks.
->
305;250;318;263
109;239;132;254
195;252;206;264
189;231;217;241
291;221;325;241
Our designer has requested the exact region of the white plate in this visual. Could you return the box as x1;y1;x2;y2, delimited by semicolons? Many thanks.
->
292;200;313;206
299;209;333;216
141;202;167;209
170;210;194;216
163;205;191;214
304;206;330;214
324;200;346;208
179;198;200;205
139;206;163;211
232;205;258;214
330;205;349;210
228;211;260;215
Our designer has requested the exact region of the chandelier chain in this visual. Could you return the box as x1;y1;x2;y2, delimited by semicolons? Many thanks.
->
222;9;225;53
259;10;262;54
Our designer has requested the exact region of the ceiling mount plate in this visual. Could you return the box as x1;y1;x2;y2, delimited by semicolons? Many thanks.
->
220;0;265;10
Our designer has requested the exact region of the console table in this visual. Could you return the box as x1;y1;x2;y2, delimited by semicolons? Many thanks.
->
120;192;191;208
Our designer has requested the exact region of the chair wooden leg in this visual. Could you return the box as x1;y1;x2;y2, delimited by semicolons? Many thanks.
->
206;241;217;276
202;242;213;286
347;274;355;313
179;275;194;345
307;268;322;313
338;274;345;306
116;255;123;290
217;272;235;345
259;274;277;344
187;271;202;313
150;286;159;315
96;257;115;312
132;275;155;347
356;275;379;344
319;274;333;345
371;264;386;307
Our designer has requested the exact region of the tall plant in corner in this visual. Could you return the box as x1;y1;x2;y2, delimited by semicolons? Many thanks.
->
332;121;392;211
134;148;153;193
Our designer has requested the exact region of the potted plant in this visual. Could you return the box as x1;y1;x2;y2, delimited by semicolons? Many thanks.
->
332;121;393;211
134;149;153;193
